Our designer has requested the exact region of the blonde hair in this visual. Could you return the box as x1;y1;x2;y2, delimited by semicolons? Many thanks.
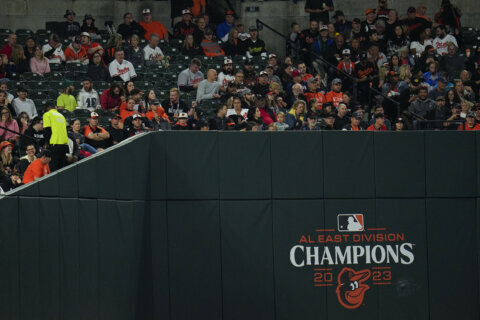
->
269;82;280;91
10;45;26;63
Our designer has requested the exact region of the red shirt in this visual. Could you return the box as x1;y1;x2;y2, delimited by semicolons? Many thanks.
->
139;21;168;41
457;123;480;131
22;158;50;184
367;124;387;131
0;44;13;58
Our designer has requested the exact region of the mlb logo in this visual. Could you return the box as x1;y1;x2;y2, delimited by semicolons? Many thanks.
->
337;214;364;232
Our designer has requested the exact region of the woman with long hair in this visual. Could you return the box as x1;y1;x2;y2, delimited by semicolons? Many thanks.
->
16;112;30;135
7;45;29;74
0;54;8;79
124;81;135;96
0;106;19;142
386;25;410;58
445;88;461;109
0;141;17;174
104;33;123;64
23;36;36;61
30;46;51;76
87;51;110;81
181;34;202;56
100;83;124;110
222;28;241;57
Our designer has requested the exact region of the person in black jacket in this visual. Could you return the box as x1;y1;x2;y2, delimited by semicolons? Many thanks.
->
117;12;146;41
222;28;242;57
19;116;44;152
87;52;110;82
124;35;145;66
59;10;81;40
209;105;230;130
173;9;199;40
241;26;267;58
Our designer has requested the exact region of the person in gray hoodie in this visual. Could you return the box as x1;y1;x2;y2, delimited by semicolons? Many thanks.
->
409;86;436;119
196;69;221;103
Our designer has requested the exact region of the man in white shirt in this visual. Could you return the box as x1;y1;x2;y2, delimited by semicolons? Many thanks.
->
77;78;100;111
143;33;165;65
42;34;65;64
12;87;37;118
432;24;458;56
109;49;137;82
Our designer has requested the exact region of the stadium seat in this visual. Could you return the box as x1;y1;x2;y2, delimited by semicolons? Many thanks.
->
16;28;33;35
73;109;91;118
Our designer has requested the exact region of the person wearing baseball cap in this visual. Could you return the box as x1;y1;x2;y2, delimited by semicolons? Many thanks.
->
217;10;235;41
80;30;103;58
60;9;80;40
305;77;326;105
125;113;149;137
172;112;190;130
458;111;480;131
139;8;169;41
326;78;343;108
393;116;406;131
83;111;111;150
304;0;334;25
242;25;267;59
367;113;387;131
218;58;235;91
342;111;365;131
106;113;126;145
404;6;431;41
252;70;271;96
173;9;198;40
64;35;89;65
81;14;98;34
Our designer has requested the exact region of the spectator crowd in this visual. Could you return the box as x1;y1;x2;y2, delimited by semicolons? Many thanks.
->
1;0;480;192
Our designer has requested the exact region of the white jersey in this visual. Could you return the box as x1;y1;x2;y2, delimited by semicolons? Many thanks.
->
217;72;235;87
77;88;100;111
143;45;164;61
42;43;65;64
410;39;433;55
108;59;137;82
226;108;248;119
433;35;458;55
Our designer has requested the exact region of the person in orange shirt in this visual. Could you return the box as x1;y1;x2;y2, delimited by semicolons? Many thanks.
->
325;78;344;108
139;8;169;41
458;112;480;130
22;149;52;184
190;0;206;17
64;36;89;64
120;97;137;122
304;78;326;107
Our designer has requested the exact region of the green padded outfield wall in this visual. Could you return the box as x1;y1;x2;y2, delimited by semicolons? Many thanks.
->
0;131;479;320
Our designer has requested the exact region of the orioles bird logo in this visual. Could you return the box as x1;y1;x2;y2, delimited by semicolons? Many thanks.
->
335;267;371;309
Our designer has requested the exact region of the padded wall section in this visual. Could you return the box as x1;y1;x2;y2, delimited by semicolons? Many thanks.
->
220;200;275;320
271;132;324;199
323;132;375;198
219;133;272;199
167;200;223;320
425;132;477;197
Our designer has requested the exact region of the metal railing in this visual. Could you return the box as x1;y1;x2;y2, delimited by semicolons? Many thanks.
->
255;19;401;114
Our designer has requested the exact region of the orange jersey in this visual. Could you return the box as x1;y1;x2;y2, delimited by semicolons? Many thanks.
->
64;45;88;62
190;0;206;16
325;91;343;108
139;21;168;41
304;91;326;107
83;125;107;138
22;158;50;184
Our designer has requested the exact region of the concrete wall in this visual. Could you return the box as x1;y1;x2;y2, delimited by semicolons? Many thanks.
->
239;0;480;59
0;0;172;32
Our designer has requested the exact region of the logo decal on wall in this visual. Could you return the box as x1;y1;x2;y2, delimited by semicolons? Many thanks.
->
338;214;364;232
290;213;415;309
335;267;371;309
